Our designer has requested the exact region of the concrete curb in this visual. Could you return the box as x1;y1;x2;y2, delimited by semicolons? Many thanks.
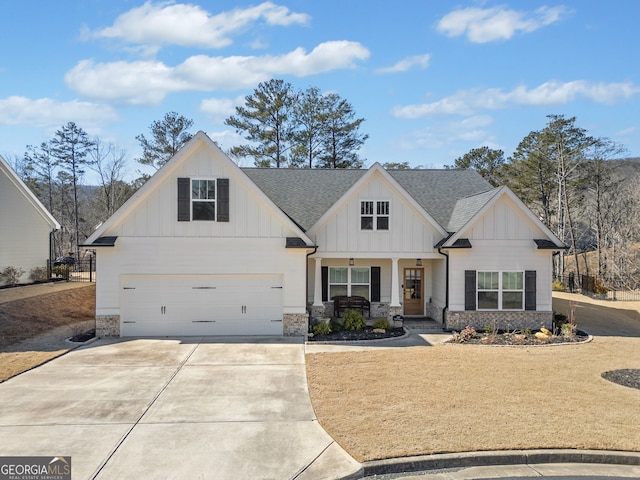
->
361;449;640;477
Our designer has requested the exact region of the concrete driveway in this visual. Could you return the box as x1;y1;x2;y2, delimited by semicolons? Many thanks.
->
0;336;361;480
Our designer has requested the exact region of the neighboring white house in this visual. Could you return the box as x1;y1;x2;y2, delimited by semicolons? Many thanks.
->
84;132;565;337
0;155;60;286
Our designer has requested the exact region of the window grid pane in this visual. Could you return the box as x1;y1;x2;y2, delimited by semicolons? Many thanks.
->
330;267;348;284
377;201;389;215
361;201;373;215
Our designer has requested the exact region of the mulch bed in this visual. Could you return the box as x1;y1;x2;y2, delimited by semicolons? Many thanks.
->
308;327;405;342
68;329;96;343
602;369;640;390
447;330;590;346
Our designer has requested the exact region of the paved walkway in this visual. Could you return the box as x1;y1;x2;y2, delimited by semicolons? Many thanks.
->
0;336;362;480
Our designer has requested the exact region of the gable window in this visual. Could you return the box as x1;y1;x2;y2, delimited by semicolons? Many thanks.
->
477;271;523;310
329;267;370;300
192;179;216;220
361;201;389;230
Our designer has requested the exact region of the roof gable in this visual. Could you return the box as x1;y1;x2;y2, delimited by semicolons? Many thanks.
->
308;163;448;236
443;186;564;248
0;155;59;230
85;132;312;245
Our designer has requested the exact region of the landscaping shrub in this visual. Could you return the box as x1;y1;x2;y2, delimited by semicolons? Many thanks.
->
52;265;69;280
1;266;25;286
451;325;478;343
329;317;343;332
30;266;49;282
342;309;365;331
372;318;391;330
552;279;565;291
312;320;331;336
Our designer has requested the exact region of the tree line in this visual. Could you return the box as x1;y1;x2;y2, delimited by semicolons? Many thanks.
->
8;80;639;288
446;114;640;289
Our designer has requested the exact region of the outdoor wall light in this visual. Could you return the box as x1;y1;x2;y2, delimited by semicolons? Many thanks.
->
349;258;354;266
416;259;422;266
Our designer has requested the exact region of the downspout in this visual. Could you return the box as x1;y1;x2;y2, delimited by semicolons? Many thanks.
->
306;246;319;328
49;229;57;278
437;247;449;331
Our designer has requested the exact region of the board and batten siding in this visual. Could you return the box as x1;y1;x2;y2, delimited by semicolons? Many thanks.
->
465;194;547;241
311;173;439;256
94;237;308;318
0;168;53;285
108;142;298;240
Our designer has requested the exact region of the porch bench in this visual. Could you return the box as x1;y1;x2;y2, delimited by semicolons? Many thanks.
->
332;295;370;318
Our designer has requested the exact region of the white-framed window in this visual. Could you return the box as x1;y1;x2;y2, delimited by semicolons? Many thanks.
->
329;267;370;300
192;179;216;221
361;200;389;230
477;271;524;310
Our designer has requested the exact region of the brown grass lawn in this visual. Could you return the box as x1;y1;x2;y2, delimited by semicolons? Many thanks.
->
306;337;640;462
0;285;95;382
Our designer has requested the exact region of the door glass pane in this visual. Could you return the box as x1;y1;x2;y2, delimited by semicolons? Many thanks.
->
405;269;421;299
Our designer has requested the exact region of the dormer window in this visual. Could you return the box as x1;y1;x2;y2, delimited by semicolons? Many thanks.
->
361;201;389;230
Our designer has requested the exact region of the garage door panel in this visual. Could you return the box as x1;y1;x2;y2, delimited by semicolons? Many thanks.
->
120;275;283;336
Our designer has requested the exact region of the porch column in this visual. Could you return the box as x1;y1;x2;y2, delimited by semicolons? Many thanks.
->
390;257;401;307
313;257;323;307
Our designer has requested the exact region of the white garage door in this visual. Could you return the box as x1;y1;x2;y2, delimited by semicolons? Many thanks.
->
120;274;283;336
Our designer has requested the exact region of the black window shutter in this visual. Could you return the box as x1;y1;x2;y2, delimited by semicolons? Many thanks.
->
177;177;190;222
465;270;476;311
217;178;229;222
525;270;536;310
371;267;381;302
321;266;328;302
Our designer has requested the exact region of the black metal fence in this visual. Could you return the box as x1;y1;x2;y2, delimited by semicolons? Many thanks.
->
49;258;96;283
554;274;640;301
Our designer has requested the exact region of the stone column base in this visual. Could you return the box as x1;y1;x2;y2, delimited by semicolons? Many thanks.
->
445;311;553;332
96;315;120;337
283;313;308;336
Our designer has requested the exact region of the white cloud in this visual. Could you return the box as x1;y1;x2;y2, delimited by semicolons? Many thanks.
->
200;96;244;122
65;41;370;104
376;54;430;74
90;1;309;49
393;80;640;118
401;115;495;150
437;5;568;43
0;96;118;128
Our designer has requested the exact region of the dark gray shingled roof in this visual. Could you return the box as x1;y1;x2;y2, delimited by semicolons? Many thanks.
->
242;167;494;232
446;188;501;232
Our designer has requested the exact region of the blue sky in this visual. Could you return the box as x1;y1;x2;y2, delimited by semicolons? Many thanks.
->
1;1;638;182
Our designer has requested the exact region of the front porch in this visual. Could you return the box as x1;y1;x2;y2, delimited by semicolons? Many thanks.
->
307;256;446;323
